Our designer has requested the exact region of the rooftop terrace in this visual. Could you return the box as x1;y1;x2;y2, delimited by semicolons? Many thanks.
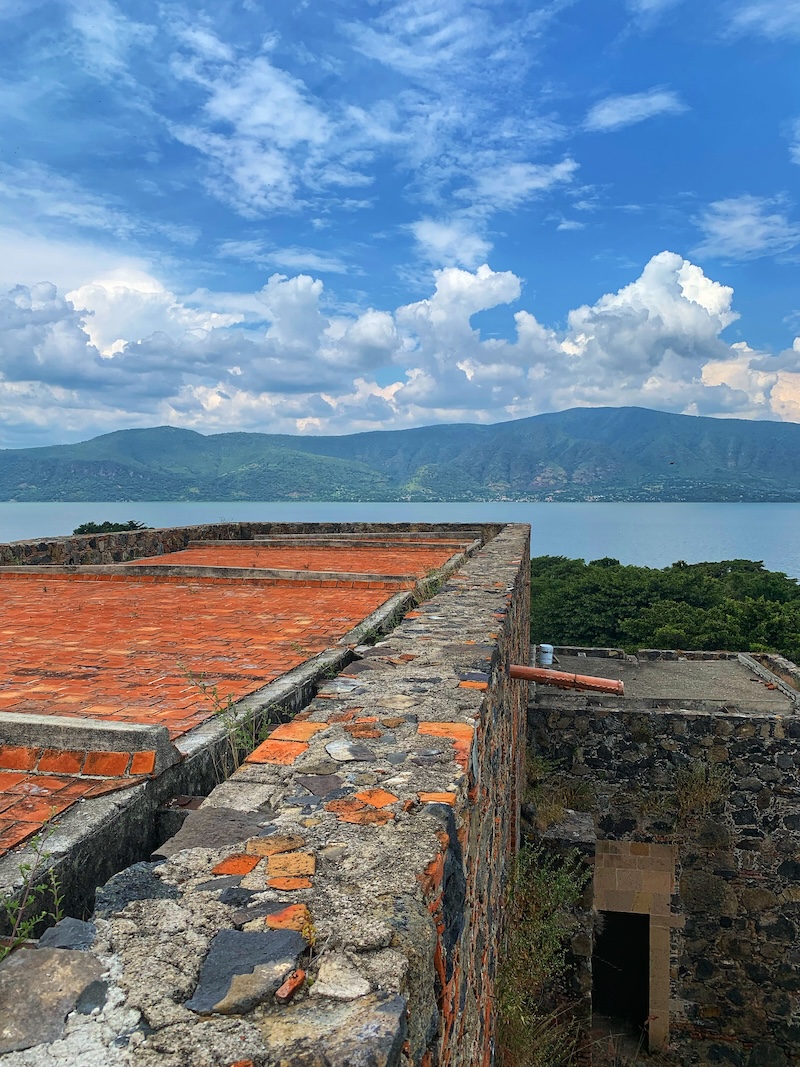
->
538;648;799;713
0;529;476;862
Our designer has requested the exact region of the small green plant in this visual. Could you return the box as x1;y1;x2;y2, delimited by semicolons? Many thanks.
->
526;752;595;831
320;660;345;679
674;760;731;821
179;665;278;779
301;916;318;950
288;640;312;657
0;823;63;961
496;845;589;1067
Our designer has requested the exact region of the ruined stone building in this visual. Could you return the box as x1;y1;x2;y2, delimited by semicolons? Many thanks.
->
0;522;797;1066
531;648;800;1066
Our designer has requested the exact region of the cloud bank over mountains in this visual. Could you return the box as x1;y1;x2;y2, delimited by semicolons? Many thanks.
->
1;252;798;447
1;0;800;446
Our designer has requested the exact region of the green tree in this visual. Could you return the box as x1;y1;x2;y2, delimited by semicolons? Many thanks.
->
73;520;149;534
530;556;800;657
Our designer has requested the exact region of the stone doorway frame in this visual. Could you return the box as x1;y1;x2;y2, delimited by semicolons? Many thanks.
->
593;840;679;1051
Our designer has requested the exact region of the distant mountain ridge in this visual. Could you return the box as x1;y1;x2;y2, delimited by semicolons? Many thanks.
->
2;407;800;502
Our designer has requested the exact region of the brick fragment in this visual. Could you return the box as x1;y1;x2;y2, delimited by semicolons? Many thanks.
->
328;709;358;722
246;834;305;857
267;852;316;878
418;792;457;806
83;778;136;798
37;749;84;774
129;750;157;775
345;724;382;739
4;796;72;823
268;721;329;742
245;739;309;765
266;904;312;932
337;808;394;825
324;797;365;816
212;854;261;876
275;968;306;1004
0;746;40;772
0;822;37;850
11;775;71;795
418;722;474;741
0;772;28;789
83;751;131;777
268;876;312;890
355;788;399;808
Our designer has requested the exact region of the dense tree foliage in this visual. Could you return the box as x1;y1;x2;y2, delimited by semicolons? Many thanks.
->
530;556;800;661
73;520;149;534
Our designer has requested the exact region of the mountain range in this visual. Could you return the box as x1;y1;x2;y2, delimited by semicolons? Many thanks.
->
2;407;800;502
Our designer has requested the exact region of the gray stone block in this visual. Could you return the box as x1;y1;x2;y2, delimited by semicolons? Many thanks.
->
154;806;274;858
95;861;178;914
260;991;407;1067
185;929;305;1015
37;917;96;951
0;947;104;1053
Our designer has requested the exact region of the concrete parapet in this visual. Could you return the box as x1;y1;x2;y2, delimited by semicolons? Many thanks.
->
0;713;179;773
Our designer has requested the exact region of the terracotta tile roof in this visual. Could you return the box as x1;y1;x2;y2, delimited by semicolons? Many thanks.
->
0;535;462;860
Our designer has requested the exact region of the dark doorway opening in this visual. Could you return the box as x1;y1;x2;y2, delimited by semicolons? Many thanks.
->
592;911;650;1035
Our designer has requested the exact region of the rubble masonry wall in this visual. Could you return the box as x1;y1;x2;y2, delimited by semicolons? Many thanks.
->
530;697;800;1065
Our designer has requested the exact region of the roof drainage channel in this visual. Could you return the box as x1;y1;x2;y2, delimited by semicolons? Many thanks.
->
250;530;484;541
0;565;419;584
197;537;480;549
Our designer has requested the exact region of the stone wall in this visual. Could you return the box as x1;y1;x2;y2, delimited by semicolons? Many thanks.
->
0;522;500;566
0;523;530;1067
530;697;800;1064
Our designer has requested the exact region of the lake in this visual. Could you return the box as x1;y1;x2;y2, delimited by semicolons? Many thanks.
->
1;501;798;578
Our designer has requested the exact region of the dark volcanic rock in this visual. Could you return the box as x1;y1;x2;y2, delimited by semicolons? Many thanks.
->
95;862;178;914
37;917;96;951
185;929;305;1014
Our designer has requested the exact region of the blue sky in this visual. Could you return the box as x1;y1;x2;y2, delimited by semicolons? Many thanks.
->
1;0;799;447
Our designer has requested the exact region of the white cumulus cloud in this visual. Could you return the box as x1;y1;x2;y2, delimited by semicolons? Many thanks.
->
411;219;494;269
2;253;799;446
788;117;800;165
66;270;242;355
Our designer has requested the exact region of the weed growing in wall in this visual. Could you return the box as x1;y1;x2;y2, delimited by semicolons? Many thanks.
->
496;844;589;1067
0;823;63;960
525;753;595;832
179;664;279;779
674;760;731;822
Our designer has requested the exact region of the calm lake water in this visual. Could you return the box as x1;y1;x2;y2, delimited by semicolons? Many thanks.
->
1;501;798;578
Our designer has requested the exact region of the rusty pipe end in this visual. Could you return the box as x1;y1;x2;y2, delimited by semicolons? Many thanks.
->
510;664;624;696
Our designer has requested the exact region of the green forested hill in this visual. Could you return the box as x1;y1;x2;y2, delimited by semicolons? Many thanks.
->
2;408;800;501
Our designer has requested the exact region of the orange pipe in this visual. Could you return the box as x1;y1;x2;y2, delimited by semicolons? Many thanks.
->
510;664;624;695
